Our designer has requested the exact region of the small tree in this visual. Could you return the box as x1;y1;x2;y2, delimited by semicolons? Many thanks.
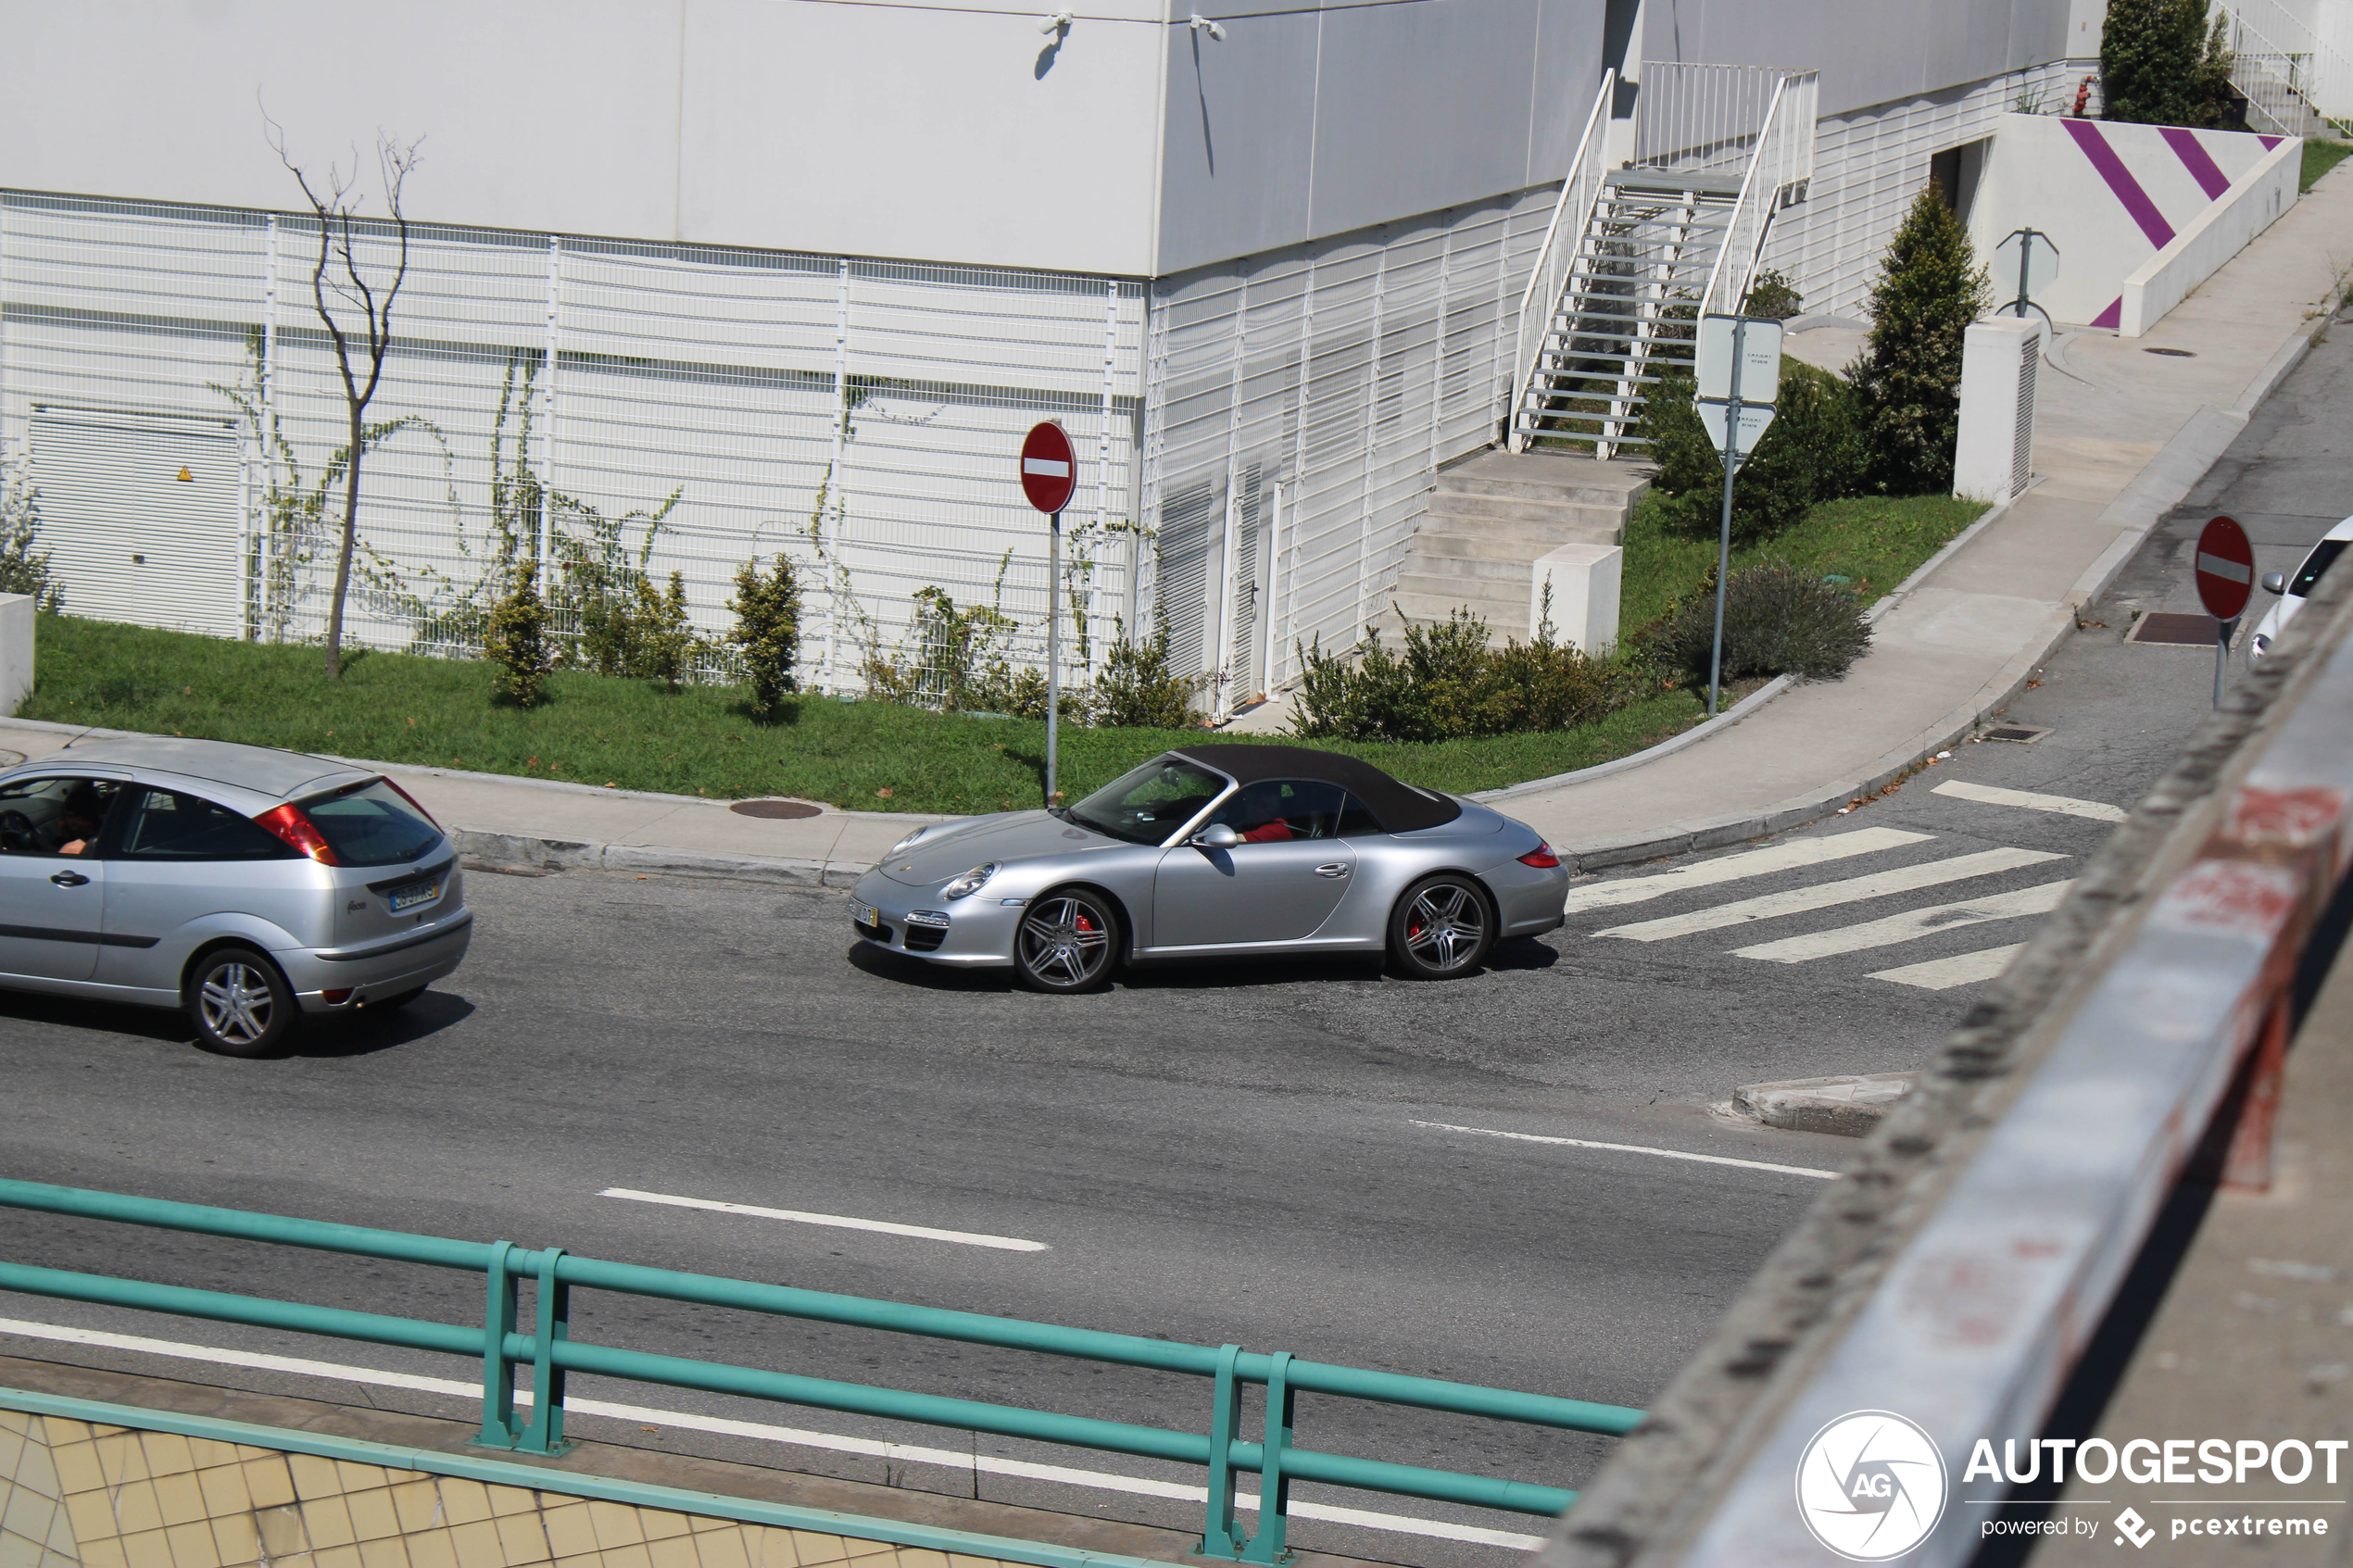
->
485;561;552;707
638;572;696;692
1094;612;1207;728
2103;0;2237;127
1847;187;1991;495
265;117;423;679
1643;361;1864;543
727;552;802;721
0;454;62;612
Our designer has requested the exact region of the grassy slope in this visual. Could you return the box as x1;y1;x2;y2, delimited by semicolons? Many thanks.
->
19;495;1982;815
2304;139;2353;194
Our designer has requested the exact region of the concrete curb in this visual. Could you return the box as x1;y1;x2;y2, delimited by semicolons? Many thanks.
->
456;829;870;889
1730;1073;1919;1137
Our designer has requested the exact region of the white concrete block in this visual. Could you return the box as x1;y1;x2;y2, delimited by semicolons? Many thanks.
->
0;596;32;718
1954;318;2041;505
1530;543;1621;655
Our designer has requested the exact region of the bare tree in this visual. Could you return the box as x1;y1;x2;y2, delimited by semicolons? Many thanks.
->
265;114;423;678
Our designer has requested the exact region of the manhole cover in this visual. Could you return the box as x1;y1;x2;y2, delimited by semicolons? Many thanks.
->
2129;611;2227;646
729;798;824;820
2145;346;2197;357
1983;723;2052;744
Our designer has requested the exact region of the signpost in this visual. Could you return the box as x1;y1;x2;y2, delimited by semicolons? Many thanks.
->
1693;314;1783;716
1991;229;2059;347
2196;514;2255;709
1020;420;1079;802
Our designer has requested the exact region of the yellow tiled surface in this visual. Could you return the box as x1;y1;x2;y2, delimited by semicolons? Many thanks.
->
0;1411;1037;1568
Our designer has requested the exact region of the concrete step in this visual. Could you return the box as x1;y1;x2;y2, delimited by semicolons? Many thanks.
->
1394;553;1542;587
1423;491;1631;528
1410;523;1622;558
1437;450;1651;505
1419;508;1626;544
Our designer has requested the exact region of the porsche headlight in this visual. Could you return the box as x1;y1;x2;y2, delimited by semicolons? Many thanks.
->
942;862;999;900
888;825;930;857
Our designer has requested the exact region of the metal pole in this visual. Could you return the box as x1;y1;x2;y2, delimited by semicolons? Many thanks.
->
1707;320;1748;718
2216;616;2233;709
1048;511;1062;805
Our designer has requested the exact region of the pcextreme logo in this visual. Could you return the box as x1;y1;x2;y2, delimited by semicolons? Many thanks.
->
1795;1411;1950;1562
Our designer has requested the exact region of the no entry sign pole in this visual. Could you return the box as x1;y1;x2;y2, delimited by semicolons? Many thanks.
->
2195;515;2256;710
1020;420;1080;803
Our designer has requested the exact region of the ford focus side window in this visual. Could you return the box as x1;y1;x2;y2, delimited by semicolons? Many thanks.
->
0;778;120;858
119;789;299;861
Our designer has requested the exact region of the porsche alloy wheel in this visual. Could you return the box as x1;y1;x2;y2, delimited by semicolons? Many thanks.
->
1015;889;1120;994
1388;875;1493;979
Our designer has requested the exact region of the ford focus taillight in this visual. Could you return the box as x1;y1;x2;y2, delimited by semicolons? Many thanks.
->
1518;843;1561;868
255;803;342;865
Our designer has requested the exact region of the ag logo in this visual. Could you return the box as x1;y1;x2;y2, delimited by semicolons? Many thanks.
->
1794;1410;1948;1561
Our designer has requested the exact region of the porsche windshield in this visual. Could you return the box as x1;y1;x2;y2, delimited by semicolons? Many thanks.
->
1067;757;1227;846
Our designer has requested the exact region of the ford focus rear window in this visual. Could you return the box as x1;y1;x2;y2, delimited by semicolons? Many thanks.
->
302;781;443;867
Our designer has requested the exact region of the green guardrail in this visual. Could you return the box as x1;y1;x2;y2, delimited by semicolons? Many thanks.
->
0;1179;1642;1563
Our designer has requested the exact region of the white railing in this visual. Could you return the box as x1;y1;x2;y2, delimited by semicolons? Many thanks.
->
1506;69;1616;455
1633;63;1801;173
1700;69;1818;319
2218;0;2350;122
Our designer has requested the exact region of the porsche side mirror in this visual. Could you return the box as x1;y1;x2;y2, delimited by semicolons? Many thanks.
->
1194;822;1241;848
2262;571;2288;596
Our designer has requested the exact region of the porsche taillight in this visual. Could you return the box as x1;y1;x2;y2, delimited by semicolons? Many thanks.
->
1518;843;1562;869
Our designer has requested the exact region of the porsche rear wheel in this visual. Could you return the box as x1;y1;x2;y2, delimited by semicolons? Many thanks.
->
1015;888;1120;994
1388;874;1493;980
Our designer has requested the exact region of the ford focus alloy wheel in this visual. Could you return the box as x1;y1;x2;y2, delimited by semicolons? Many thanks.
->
187;947;296;1057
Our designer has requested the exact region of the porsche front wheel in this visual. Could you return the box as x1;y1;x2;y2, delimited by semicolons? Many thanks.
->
1015;888;1120;994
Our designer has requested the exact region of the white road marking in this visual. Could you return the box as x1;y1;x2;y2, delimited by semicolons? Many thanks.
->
1559;827;1931;915
1593;847;2066;942
1868;944;2024;991
1412;1121;1837;1180
600;1187;1049;1253
0;1318;1542;1550
1931;778;2128;822
1730;880;2073;964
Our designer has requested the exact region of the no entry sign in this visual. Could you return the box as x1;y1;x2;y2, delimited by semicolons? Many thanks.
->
1021;420;1078;515
2196;515;2255;622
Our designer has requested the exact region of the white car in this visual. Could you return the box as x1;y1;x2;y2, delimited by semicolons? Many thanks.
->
2251;515;2353;659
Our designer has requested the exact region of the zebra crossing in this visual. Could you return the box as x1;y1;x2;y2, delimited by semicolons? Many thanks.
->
1559;778;2120;991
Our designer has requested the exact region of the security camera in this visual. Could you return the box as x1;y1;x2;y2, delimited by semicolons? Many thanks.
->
1187;12;1225;38
1038;9;1072;31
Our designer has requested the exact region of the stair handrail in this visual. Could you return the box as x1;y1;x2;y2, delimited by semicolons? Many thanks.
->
1699;68;1818;321
2217;0;2349;121
1507;68;1616;453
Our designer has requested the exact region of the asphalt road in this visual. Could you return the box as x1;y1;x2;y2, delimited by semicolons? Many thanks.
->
1;328;2347;1567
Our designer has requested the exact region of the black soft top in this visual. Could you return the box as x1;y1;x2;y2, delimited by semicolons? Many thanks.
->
1173;744;1463;833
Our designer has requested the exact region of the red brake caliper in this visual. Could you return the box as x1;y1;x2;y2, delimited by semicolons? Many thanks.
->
1076;913;1095;934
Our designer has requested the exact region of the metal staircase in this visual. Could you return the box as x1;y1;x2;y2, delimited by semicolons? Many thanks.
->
1509;65;1819;459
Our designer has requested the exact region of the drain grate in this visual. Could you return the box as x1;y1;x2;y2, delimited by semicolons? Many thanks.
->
1982;723;2052;744
729;798;824;820
2129;611;2226;646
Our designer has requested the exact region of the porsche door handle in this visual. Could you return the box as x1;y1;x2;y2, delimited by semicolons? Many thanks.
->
1315;863;1350;878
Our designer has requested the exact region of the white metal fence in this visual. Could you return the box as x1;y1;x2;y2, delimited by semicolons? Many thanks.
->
0;190;1144;698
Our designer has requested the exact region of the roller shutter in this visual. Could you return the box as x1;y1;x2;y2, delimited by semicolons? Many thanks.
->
29;408;242;635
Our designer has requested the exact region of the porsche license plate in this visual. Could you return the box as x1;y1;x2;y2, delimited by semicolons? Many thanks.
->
388;879;439;912
849;898;879;928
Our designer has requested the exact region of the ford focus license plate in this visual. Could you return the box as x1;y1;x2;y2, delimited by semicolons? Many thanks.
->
389;879;438;912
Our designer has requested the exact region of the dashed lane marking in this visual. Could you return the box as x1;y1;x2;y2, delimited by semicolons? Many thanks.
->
1412;1121;1838;1180
1731;880;2073;964
0;1318;1543;1550
600;1187;1050;1252
1868;944;2025;991
1559;826;1932;915
1931;778;2129;822
1593;847;2066;942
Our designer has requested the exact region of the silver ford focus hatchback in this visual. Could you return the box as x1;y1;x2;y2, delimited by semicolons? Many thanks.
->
0;735;472;1055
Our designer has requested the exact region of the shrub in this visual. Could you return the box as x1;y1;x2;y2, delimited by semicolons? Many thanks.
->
1743;269;1806;320
0;458;62;613
484;561;553;707
727;552;801;721
1847;188;1991;496
1092;612;1207;728
1290;608;1656;743
1655;563;1872;684
2103;0;2236;128
583;571;698;690
1645;360;1865;544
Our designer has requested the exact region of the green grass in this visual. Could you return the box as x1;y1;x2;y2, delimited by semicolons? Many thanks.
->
19;491;1982;815
1618;492;1987;633
21;616;1718;814
2303;139;2353;193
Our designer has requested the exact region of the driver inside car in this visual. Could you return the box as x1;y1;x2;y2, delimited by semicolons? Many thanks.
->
1215;781;1299;843
42;784;107;856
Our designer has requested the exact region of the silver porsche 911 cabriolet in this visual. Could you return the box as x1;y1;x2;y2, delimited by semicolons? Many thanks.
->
847;744;1567;992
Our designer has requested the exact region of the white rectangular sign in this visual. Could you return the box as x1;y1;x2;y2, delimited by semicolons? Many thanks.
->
1697;398;1776;456
1696;315;1784;405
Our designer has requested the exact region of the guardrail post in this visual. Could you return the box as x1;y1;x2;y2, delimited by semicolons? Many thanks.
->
476;1240;521;1449
1239;1351;1294;1565
1198;1343;1246;1560
519;1248;571;1455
